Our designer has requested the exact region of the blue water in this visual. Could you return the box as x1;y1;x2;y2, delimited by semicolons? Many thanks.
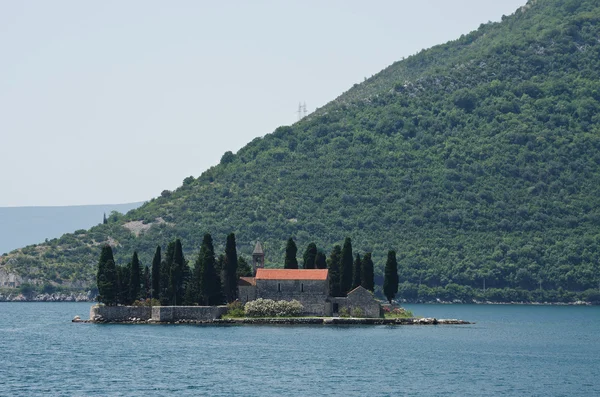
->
0;303;598;396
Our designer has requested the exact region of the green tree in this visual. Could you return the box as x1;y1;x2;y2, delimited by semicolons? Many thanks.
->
199;233;221;305
160;241;175;305
96;244;117;305
328;245;342;297
143;264;150;299
315;251;327;269
340;237;354;294
151;245;161;300
352;253;362;290
237;256;253;277
284;237;298;269
361;252;375;292
383;250;399;303
128;251;141;304
169;239;186;305
116;263;131;305
223;233;239;303
303;242;317;269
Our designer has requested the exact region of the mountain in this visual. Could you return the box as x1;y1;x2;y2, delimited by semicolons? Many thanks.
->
0;203;143;255
2;0;600;302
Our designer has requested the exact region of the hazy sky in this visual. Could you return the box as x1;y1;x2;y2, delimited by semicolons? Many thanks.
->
0;0;527;207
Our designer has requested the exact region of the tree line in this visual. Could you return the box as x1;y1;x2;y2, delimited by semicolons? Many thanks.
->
284;237;398;303
96;233;252;306
97;234;400;306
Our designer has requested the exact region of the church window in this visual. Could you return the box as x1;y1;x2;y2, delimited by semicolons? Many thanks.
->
301;283;304;292
278;283;281;292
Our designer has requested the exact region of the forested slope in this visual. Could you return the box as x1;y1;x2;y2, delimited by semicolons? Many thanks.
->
2;0;600;302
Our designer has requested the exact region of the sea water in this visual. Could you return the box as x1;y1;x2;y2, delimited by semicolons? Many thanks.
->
0;303;598;396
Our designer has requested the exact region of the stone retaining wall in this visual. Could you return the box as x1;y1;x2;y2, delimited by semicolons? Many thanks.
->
151;306;228;322
90;305;151;322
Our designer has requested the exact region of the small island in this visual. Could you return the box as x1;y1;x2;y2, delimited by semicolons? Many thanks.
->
84;237;470;325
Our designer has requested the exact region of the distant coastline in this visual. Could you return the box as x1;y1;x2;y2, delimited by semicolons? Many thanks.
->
0;292;595;306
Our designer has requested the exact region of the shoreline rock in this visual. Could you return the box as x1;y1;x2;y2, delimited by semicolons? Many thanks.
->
0;292;94;302
81;316;472;326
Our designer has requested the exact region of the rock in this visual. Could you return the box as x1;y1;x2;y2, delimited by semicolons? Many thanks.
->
72;315;82;322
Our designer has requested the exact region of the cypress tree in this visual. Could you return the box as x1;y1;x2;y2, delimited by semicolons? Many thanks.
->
96;244;117;305
143;265;150;300
129;251;141;304
361;252;375;292
160;241;175;305
97;244;117;305
151;245;161;300
223;233;239;303
103;213;107;225
340;237;353;295
237;256;253;277
116;263;131;305
303;242;317;269
327;245;342;297
383;250;399;303
352;253;362;290
170;239;186;305
104;259;118;305
284;237;298;269
315;251;327;269
199;233;221;305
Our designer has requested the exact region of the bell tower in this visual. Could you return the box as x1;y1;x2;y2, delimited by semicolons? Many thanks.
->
252;241;265;276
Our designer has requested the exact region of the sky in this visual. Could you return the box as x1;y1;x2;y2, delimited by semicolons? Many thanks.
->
0;0;527;207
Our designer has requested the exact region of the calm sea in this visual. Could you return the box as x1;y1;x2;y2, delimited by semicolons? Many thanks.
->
0;303;598;396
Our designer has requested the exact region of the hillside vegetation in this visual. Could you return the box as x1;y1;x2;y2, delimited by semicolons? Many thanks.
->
2;0;600;302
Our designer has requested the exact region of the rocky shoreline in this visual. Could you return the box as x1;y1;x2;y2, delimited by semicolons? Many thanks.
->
0;292;94;302
76;315;472;326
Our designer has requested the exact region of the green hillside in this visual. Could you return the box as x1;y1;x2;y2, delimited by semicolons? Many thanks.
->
3;0;600;302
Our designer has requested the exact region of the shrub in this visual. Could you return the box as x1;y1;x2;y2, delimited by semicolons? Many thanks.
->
382;306;413;318
352;307;364;318
132;298;160;307
226;300;245;317
339;307;350;318
244;298;304;317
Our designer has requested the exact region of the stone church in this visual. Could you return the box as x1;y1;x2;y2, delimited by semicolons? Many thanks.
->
238;242;382;317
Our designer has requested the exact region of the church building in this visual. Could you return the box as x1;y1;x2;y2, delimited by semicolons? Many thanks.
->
238;241;382;317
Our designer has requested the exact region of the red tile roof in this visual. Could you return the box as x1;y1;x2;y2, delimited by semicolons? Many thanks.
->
238;277;256;286
255;268;328;281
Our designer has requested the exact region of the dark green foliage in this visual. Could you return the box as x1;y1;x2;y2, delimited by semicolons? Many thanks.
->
96;245;117;305
116;263;130;305
159;242;175;305
361;252;375;292
128;251;141;304
198;233;222;305
237;256;253;277
352;253;362;290
303;242;317;269
7;1;600;303
315;251;327;270
340;238;353;294
328;245;342;297
284;238;298;269
142;265;150;299
169;239;186;305
383;250;399;303
151;246;161;299
223;233;239;303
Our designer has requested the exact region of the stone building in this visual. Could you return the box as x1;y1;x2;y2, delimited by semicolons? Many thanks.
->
238;242;382;317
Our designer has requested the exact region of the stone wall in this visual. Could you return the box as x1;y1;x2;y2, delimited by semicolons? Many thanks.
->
238;285;257;304
151;306;228;322
255;279;329;315
90;305;152;321
330;286;382;318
